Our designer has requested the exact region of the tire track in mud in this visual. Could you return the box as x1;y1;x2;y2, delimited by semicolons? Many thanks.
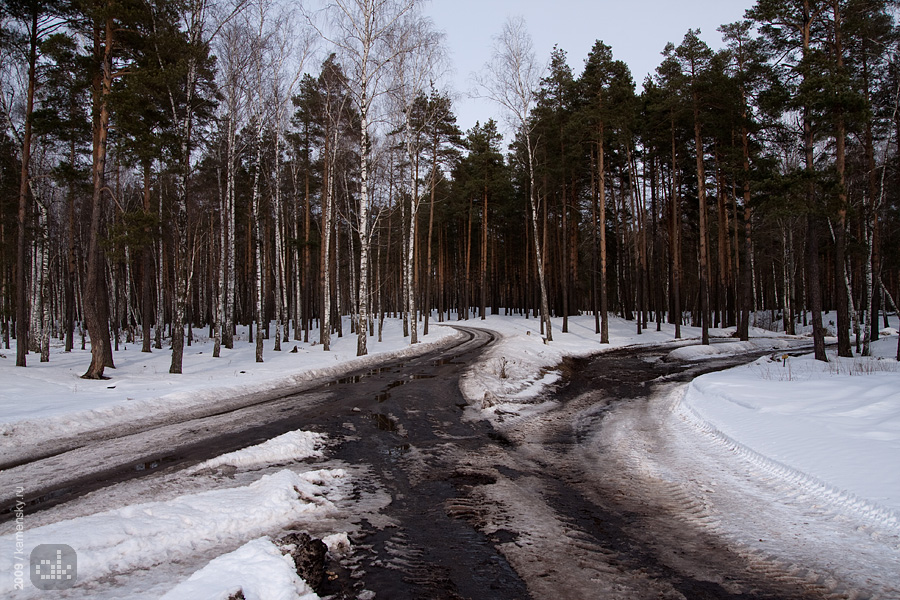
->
448;347;876;599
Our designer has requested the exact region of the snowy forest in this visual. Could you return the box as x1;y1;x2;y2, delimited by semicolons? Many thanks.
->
2;0;899;379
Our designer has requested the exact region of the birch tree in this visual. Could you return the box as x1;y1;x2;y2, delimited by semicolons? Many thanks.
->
267;6;313;353
389;15;444;344
212;19;251;357
317;0;424;356
475;16;552;341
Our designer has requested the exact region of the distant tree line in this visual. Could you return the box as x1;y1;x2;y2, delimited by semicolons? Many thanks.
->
2;0;898;378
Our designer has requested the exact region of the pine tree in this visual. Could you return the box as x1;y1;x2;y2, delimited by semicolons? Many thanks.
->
749;0;831;361
581;41;635;342
673;29;714;346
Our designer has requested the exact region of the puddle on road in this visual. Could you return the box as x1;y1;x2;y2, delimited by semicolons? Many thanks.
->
328;364;409;386
371;413;398;432
431;357;463;366
135;457;175;472
375;374;436;402
10;488;68;516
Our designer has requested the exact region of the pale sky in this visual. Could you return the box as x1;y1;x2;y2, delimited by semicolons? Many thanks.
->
423;0;754;135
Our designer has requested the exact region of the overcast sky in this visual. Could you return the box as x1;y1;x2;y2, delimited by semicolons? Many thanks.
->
423;0;753;135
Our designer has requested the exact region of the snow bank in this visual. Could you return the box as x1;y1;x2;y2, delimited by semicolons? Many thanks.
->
191;430;327;472
160;537;319;600
665;338;797;361
0;318;458;457
676;337;900;532
0;468;347;590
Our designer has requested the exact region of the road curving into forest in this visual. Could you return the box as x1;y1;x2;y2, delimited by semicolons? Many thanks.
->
0;326;491;521
3;326;880;598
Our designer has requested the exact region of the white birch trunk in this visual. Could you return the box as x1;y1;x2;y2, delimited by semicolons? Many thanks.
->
862;217;874;356
357;106;371;356
155;182;165;349
252;116;264;363
405;117;419;345
273;126;285;352
213;155;226;358
29;235;40;353
525;129;552;342
290;160;301;341
321;133;334;351
38;200;50;362
226;121;236;348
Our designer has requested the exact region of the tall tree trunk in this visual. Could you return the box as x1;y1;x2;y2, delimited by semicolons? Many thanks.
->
406;124;420;343
357;104;371;356
464;197;473;320
480;183;488;321
590;145;600;335
14;8;38;367
320;130;334;351
214;157;225;358
715;156;729;329
37;200;50;362
670;117;682;338
65;141;78;353
832;0;852;357
800;1;828;362
252;117;265;363
166;25;201;375
693;88;710;346
861;45;881;345
303;143;312;343
739;112;753;340
525;129;552;341
598;131;609;343
423;154;437;335
561;177;569;333
273;127;285;352
142;161;154;353
83;16;116;379
225;114;237;349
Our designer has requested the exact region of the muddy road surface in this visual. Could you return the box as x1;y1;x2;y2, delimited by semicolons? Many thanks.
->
3;328;874;599
314;335;846;599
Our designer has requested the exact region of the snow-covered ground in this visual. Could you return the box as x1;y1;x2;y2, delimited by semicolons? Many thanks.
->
675;332;900;532
0;317;458;456
1;311;898;597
